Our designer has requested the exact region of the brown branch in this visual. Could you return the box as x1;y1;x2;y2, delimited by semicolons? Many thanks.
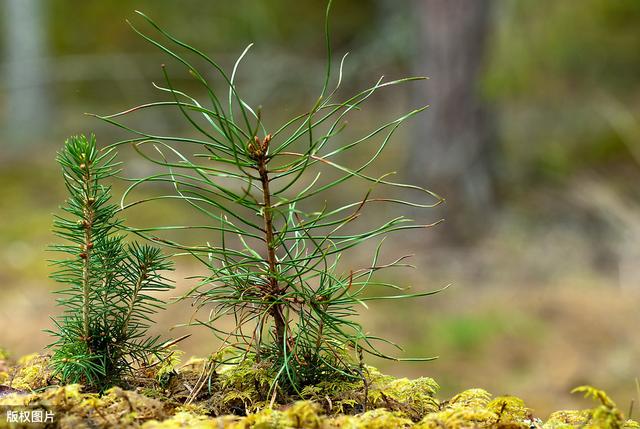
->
251;134;287;354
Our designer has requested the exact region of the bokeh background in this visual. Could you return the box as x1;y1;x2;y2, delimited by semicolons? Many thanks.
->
1;0;639;417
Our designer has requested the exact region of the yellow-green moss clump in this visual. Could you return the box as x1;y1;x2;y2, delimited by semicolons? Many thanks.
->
0;348;9;385
0;353;51;392
0;384;168;429
416;389;532;429
544;386;639;429
0;352;638;429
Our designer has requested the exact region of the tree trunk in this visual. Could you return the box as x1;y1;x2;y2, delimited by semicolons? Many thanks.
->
3;0;50;150
409;0;495;240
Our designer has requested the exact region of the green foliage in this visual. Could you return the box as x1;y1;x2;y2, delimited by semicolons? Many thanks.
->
484;1;640;184
95;5;443;394
48;134;174;391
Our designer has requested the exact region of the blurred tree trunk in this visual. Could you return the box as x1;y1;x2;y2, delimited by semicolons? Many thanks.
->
3;0;49;151
409;0;495;240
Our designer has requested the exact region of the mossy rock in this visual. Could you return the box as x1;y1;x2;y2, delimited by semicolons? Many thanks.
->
0;351;637;429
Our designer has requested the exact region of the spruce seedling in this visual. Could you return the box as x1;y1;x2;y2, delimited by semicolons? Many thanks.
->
95;6;444;393
49;134;174;391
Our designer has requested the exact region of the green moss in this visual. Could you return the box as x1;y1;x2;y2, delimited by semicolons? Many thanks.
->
299;372;364;414
545;409;591;427
417;407;497;428
9;353;51;391
214;355;277;414
542;385;639;429
0;384;168;428
155;348;184;387
1;351;638;429
373;377;439;421
298;367;438;420
332;409;414;429
417;389;531;429
487;396;530;423
0;349;8;385
142;412;224;429
174;403;211;416
448;388;493;409
573;385;624;429
228;401;324;429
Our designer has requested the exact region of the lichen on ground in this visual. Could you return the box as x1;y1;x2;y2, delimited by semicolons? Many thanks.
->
0;351;638;428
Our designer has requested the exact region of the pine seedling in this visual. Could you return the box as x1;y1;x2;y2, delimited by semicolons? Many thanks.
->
49;134;174;391
95;5;444;393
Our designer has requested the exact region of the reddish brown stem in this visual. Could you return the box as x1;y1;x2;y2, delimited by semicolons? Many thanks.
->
254;135;287;353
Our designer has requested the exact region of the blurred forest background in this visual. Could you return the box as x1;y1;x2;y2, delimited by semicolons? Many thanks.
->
1;0;639;416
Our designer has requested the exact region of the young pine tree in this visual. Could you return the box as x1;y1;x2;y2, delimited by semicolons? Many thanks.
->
49;134;174;391
96;7;445;394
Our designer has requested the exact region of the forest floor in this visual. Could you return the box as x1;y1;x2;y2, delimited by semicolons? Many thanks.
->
0;349;639;428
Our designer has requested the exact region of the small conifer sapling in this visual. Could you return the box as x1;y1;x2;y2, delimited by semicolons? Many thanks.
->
49;134;174;391
95;5;445;394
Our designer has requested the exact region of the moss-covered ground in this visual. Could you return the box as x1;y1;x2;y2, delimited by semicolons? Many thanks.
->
0;350;637;429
